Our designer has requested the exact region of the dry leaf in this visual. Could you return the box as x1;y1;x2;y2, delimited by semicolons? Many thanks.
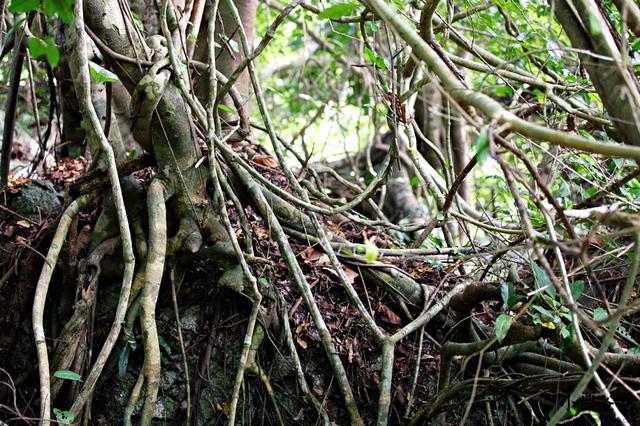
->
253;156;279;169
301;247;323;261
377;303;402;325
296;335;308;349
343;267;359;284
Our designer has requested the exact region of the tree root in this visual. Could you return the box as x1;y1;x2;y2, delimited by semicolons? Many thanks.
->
275;289;330;424
33;193;93;425
228;162;365;425
50;237;121;400
138;178;167;425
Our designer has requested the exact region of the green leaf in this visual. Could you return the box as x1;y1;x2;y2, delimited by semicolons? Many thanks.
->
43;0;74;23
54;370;82;381
502;282;525;309
409;176;420;187
632;38;640;51
501;282;510;306
366;22;381;33
131;12;144;32
494;85;513;98
628;346;640;355
118;342;131;380
46;43;60;68
363;47;388;70
531;304;555;321
318;3;358;19
28;37;60;68
593;307;607;322
364;240;379;264
217;103;236;114
495;314;512;343
475;128;490;165
8;0;39;13
531;261;556;299
569;280;585;302
158;335;172;355
508;295;526;308
89;61;119;83
53;408;74;426
27;37;48;59
582;410;601;426
258;277;269;287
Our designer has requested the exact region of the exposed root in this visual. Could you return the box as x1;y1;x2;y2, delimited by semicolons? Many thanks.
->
33;193;93;425
275;290;330;425
67;1;136;418
50;237;120;399
123;369;144;426
230;162;364;425
139;178;167;425
169;268;191;424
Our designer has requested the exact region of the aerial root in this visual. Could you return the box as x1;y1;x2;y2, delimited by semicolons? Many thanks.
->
123;369;145;426
32;193;94;425
50;237;121;400
138;178;168;426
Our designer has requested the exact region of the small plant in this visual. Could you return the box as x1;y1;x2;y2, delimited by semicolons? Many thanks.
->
53;407;74;425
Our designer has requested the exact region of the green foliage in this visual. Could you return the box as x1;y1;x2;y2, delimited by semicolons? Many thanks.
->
475;128;490;165
88;61;119;83
317;3;359;20
8;0;39;13
27;36;60;68
501;281;526;309
9;0;74;23
217;103;236;114
531;261;555;299
363;47;388;70
118;339;137;380
53;408;74;425
158;335;172;356
364;240;379;263
593;307;607;321
495;314;512;343
53;370;82;381
568;280;585;303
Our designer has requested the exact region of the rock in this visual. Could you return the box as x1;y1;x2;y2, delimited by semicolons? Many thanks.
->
153;396;179;419
7;180;62;223
180;306;199;333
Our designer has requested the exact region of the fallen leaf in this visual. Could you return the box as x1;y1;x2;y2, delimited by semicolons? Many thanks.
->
253;156;279;169
15;220;32;229
343;267;359;284
376;303;402;325
296;335;308;349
